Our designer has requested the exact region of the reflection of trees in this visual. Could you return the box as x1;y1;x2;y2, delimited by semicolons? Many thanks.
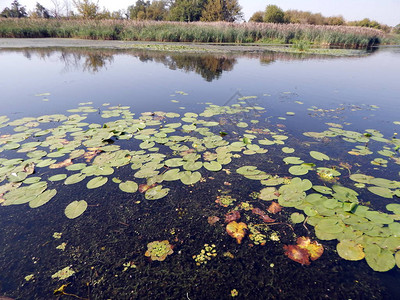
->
136;53;236;81
2;47;352;79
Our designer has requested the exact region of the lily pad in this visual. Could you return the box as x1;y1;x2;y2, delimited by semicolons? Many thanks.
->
119;181;138;193
86;176;108;189
336;239;365;261
180;171;201;185
364;244;395;272
29;189;57;208
291;212;305;224
367;186;393;199
65;200;88;219
145;185;170;200
203;161;222;172
310;151;330;161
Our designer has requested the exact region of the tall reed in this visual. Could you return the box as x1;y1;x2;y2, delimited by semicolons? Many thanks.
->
0;19;384;48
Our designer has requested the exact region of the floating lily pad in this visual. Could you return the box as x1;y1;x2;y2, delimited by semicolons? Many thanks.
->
336;239;365;261
368;186;393;199
290;212;305;224
145;185;170;200
180;171;201;185
259;187;278;201
310;151;330;161
364;244;395;272
203;161;222;172
29;189;57;208
65;200;88;219
86;176;108;189
289;165;310;176
48;174;67;182
119;181;138;193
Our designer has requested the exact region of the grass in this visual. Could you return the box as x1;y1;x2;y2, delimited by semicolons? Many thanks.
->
0;19;385;48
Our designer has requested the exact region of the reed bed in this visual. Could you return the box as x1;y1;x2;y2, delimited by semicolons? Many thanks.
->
0;19;384;48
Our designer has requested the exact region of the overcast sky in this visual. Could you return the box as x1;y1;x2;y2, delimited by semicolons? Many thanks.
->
0;0;398;26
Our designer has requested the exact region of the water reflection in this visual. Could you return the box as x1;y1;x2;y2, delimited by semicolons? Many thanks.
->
0;47;360;81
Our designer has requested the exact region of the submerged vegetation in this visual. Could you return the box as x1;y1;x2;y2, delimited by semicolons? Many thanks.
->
0;19;384;48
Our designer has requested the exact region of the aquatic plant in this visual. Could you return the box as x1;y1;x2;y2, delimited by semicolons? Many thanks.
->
226;221;247;244
193;243;217;266
145;240;174;262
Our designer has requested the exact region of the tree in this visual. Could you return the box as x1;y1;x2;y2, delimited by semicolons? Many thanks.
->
33;2;52;18
146;0;168;21
249;11;263;23
393;24;400;34
127;0;150;20
264;5;284;23
73;0;99;19
200;0;242;22
50;0;65;18
168;0;207;22
1;0;27;18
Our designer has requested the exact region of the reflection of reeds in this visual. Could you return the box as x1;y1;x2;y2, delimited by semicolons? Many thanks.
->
0;19;383;48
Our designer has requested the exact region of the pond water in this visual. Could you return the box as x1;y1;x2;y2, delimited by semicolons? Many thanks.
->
1;46;400;299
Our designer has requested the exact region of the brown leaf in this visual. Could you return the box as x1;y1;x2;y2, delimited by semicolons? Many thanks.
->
267;201;282;214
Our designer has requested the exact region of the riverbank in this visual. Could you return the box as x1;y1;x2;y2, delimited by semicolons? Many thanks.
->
0;19;383;48
0;38;371;57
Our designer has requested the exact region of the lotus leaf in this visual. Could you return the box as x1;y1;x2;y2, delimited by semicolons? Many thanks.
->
145;185;169;200
119;181;138;193
86;176;108;189
65;200;87;219
336;239;365;261
364;244;395;272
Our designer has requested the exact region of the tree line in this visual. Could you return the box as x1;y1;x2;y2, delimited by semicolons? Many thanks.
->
0;0;243;22
250;4;396;33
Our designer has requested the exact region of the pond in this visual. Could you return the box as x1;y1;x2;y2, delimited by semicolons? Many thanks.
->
1;45;400;299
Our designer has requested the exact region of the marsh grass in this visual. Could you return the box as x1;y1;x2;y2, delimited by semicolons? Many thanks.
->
0;19;384;48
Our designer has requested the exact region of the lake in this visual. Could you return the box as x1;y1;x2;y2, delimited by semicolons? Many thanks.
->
1;45;400;299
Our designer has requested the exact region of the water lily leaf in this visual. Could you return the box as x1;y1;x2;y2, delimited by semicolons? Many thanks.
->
365;211;394;224
162;169;182;181
282;147;295;154
368;186;393;198
86;176;108;189
283;157;304;164
119;181;138;193
183;161;202;171
139;141;155;149
369;178;398;189
386;203;400;215
164;158;184;167
349;174;374;184
48;174;67;182
29;189;57;208
312;185;332;194
203;161;222;172
336;239;365;261
65;200;88;219
145;185;169;200
315;218;345;234
290;212;305;223
310;151;330;161
259;187;278;201
288;165;310;176
64;173;87;185
236;122;248;128
7;172;28;182
364;244;395;272
180;171;201;185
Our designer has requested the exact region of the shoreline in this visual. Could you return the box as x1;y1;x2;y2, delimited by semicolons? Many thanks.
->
0;38;369;56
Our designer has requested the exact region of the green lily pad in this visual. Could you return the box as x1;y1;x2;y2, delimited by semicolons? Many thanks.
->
290;212;305;224
180;171;201;185
367;186;393;199
64;173;87;185
29;189;57;208
145;185;170;200
282;147;295;154
283;157;304;164
288;165;310;176
119;181;138;193
258;187;278;201
203;161;222;172
86;176;108;189
65;200;88;219
336;239;365;261
310;151;330;161
364;244;395;272
349;174;374;184
48;174;67;182
162;169;182;181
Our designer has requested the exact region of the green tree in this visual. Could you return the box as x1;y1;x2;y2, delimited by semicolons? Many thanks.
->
393;24;400;34
146;0;168;20
127;0;150;20
1;0;27;18
264;4;284;23
73;0;99;19
200;0;242;22
249;11;264;22
168;0;207;22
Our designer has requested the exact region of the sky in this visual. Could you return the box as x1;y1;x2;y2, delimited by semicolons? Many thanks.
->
0;0;399;26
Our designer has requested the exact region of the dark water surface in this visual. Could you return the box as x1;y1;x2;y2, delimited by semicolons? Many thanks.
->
0;47;400;299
